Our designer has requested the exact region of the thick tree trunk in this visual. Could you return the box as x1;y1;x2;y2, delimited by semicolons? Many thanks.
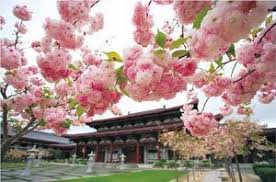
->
225;158;236;182
235;155;243;182
1;119;37;158
2;104;9;141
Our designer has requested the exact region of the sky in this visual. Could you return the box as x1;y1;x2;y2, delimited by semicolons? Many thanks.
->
1;0;275;134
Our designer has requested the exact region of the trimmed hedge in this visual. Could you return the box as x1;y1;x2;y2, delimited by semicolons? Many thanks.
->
153;160;179;168
253;164;276;182
153;159;166;168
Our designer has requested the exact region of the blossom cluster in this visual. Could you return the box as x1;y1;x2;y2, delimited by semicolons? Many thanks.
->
188;1;272;61
1;46;25;70
37;48;72;82
132;2;153;46
43;18;83;49
223;23;276;106
180;104;218;137
75;61;121;116
13;5;32;21
173;1;212;24
123;46;192;101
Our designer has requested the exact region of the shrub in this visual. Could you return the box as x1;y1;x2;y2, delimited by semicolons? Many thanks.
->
6;149;28;161
49;149;66;159
253;166;276;182
166;161;179;168
153;160;166;168
199;160;213;168
183;160;194;168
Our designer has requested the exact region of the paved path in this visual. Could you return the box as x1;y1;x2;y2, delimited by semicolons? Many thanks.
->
202;170;221;182
1;163;133;182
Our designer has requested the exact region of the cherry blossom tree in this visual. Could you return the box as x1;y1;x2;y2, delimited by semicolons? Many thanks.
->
1;1;275;159
160;120;273;182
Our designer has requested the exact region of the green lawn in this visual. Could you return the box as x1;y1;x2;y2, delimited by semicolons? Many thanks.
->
1;162;25;169
59;170;185;182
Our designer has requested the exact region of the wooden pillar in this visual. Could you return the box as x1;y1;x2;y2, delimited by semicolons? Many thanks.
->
136;142;140;163
110;143;113;163
82;145;87;159
95;145;99;162
157;143;161;160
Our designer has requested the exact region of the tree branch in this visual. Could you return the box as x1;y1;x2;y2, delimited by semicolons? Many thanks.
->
200;97;210;113
257;22;276;44
233;69;255;84
90;0;101;8
2;117;38;147
148;0;152;6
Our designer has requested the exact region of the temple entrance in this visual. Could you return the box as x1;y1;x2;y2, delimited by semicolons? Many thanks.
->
96;149;105;162
123;146;136;163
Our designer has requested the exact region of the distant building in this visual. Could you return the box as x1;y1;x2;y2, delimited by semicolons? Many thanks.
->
5;105;275;164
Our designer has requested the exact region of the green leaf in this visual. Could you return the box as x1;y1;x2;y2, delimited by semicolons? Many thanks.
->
226;44;235;58
76;105;85;118
122;89;129;97
153;49;166;58
65;78;73;86
63;119;72;128
208;63;216;73
170;36;191;50
193;7;209;29
172;50;189;58
68;64;79;71
68;98;78;109
265;15;273;26
250;27;263;39
104;51;123;62
215;56;223;70
115;66;128;84
155;30;166;48
43;87;52;99
38;119;47;127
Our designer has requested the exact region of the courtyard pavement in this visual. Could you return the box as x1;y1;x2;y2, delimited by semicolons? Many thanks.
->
1;163;128;182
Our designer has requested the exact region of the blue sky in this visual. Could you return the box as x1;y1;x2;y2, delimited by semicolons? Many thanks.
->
1;0;275;134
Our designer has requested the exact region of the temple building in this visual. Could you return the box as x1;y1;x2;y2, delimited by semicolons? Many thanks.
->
66;105;185;164
4;104;275;164
64;102;226;164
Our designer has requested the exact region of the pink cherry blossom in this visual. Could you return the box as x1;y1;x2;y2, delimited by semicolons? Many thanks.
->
82;50;101;66
173;58;197;77
202;76;231;97
43;18;83;49
37;49;72;82
75;61;121;116
153;0;173;5
31;41;42;52
181;104;218;137
188;1;272;61
54;79;73;97
237;105;253;116
110;105;122;116
219;105;233;116
44;107;67;134
13;5;32;21
258;92;274;104
15;22;27;34
123;46;187;101
132;2;153;46
222;70;265;106
4;66;38;90
89;13;104;33
1;46;23;70
173;1;212;24
57;0;95;24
